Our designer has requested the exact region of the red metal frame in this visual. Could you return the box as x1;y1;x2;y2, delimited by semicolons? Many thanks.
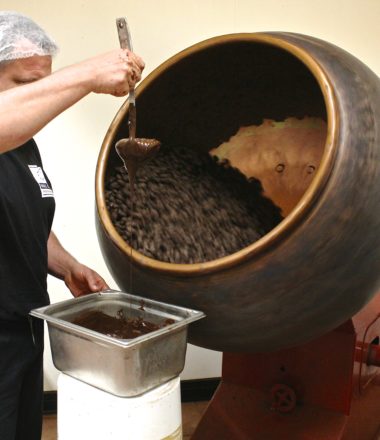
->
192;293;380;439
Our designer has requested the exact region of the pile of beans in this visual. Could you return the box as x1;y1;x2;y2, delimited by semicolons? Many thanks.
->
105;145;283;264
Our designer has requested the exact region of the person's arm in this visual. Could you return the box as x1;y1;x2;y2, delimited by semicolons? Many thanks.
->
0;49;144;153
47;231;109;297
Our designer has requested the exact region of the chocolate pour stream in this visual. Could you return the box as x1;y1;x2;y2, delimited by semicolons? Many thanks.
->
114;98;161;298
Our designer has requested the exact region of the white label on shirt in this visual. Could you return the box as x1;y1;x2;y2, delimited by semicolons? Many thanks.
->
28;165;54;198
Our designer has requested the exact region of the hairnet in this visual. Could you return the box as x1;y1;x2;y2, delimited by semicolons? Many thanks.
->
0;11;58;63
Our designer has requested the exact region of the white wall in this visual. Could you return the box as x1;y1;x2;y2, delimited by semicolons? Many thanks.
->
3;0;379;391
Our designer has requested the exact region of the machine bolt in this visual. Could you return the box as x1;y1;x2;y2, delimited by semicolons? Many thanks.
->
275;163;285;173
270;384;297;413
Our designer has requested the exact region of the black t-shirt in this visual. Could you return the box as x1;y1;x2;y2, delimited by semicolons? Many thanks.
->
0;139;55;321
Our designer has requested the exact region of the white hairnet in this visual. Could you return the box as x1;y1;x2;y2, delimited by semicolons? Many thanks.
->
0;11;58;63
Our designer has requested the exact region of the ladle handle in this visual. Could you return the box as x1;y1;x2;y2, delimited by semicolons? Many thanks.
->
116;17;136;105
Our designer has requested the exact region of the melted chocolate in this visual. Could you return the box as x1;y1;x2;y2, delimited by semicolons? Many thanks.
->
71;309;174;339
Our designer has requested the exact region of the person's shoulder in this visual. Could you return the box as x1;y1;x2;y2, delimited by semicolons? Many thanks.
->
25;138;41;155
16;138;43;165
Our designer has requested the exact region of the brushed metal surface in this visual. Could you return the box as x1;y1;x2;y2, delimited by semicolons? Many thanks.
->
31;290;205;396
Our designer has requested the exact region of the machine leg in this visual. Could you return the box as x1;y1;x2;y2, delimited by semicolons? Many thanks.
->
192;298;380;440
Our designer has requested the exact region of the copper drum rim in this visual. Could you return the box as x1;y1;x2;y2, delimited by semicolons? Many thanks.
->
95;33;338;275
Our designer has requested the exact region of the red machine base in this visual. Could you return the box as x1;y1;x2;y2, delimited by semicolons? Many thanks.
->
192;294;380;439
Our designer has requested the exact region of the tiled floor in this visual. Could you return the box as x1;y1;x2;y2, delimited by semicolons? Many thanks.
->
42;401;208;439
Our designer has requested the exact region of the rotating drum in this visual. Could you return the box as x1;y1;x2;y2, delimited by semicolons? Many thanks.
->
95;33;380;352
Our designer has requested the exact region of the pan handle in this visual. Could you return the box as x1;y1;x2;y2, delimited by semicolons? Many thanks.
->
116;17;136;105
116;17;133;51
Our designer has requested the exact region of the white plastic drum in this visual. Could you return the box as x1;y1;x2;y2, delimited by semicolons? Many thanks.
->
57;374;182;439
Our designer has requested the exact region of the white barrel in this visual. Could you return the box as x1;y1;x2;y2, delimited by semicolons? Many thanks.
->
57;374;182;439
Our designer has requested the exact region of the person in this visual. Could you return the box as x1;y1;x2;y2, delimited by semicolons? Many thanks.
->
0;11;145;440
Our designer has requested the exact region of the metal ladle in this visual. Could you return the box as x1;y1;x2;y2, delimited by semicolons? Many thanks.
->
114;18;161;191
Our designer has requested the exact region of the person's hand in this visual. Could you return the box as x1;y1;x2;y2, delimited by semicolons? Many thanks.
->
78;48;145;97
64;262;109;298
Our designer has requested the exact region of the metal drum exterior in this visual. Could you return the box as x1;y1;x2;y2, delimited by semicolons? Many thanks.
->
95;32;380;353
